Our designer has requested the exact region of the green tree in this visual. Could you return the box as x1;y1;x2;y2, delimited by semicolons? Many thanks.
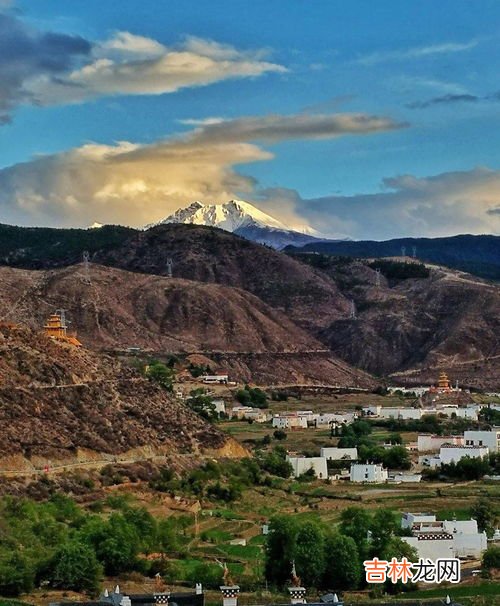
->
482;546;500;571
339;507;372;560
471;498;498;537
382;446;411;470
50;540;102;594
259;446;293;478
323;533;361;590
265;516;298;587
370;509;399;555
0;551;35;597
295;521;325;587
146;361;174;391
188;389;217;421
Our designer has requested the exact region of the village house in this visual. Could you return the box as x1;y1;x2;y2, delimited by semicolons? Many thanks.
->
439;444;489;465
401;513;487;559
421;444;490;468
349;462;388;483
320;447;358;461
417;434;465;452
286;456;328;479
272;412;308;429
464;428;500;453
231;406;269;422
314;412;356;426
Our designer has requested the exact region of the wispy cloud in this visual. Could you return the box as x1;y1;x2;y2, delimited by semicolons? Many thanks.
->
0;110;404;227
0;13;287;124
357;39;478;65
407;91;500;109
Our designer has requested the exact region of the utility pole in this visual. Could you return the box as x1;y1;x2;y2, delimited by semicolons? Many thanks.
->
82;250;91;284
349;299;357;320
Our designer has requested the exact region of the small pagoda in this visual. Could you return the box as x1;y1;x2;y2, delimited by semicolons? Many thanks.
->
43;310;81;347
429;371;454;394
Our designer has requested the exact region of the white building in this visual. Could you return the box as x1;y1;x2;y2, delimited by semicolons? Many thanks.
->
464;429;500;453
401;514;487;559
320;447;358;461
231;406;268;422
286;456;328;479
314;412;356;426
439;445;489;465
417;434;464;452
272;413;308;430
349;463;388;483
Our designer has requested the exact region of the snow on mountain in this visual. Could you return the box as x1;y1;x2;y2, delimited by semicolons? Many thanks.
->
147;199;335;249
153;200;288;231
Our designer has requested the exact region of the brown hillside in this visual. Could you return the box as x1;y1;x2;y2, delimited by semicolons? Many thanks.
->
307;257;500;389
0;324;227;464
95;224;350;332
0;264;374;387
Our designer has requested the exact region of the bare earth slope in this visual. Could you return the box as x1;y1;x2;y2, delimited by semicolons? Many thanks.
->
0;324;228;467
0;264;374;387
306;257;500;389
96;224;350;333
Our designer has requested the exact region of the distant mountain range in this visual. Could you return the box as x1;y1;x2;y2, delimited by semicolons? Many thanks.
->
149;199;329;249
286;234;500;281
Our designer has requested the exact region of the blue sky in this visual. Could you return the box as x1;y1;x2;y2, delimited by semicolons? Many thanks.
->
1;0;499;238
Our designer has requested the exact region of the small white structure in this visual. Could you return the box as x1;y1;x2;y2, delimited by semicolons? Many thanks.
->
286;456;328;479
202;374;228;384
349;463;388;483
401;512;437;530
320;447;358;461
417;434;464;452
464;429;500;453
212;398;226;416
388;472;422;483
387;385;429;396
439;445;489;465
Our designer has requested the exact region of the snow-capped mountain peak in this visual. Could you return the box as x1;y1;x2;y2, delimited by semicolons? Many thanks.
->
147;199;336;249
151;199;288;232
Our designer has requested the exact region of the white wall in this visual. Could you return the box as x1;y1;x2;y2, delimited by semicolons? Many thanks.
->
320;447;358;461
401;513;436;529
417;434;464;452
402;536;455;560
286;457;328;479
464;430;500;453
439;445;489;465
350;463;388;483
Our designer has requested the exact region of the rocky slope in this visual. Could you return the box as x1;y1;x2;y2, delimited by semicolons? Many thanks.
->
96;223;350;334
0;324;230;467
295;254;500;389
0;264;374;387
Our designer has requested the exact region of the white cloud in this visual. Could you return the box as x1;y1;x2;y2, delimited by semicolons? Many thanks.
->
269;167;500;239
27;32;287;106
357;40;478;65
0;110;402;228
